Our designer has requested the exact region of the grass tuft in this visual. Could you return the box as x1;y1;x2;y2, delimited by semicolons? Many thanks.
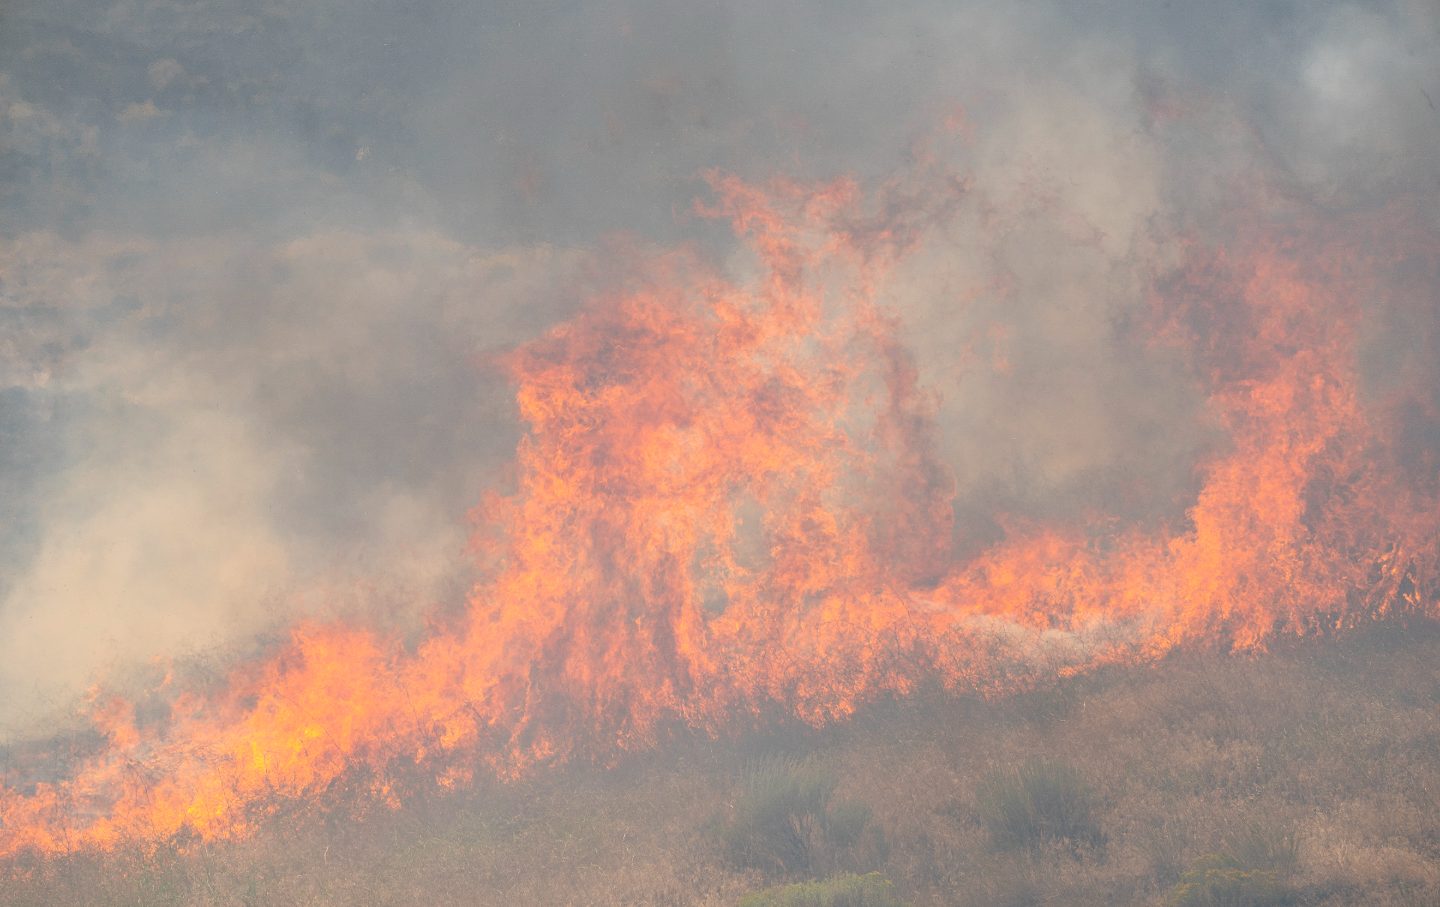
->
721;757;882;875
974;758;1104;853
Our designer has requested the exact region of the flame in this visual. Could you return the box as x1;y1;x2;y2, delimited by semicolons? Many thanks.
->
1;171;1436;858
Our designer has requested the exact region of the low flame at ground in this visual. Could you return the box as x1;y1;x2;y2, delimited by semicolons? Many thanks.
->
2;170;1436;858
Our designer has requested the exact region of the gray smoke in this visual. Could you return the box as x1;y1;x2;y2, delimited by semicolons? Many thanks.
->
0;0;1435;734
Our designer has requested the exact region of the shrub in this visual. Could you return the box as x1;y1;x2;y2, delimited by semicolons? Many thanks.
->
1168;823;1299;907
1167;854;1292;907
952;859;1042;907
1218;823;1298;877
1139;822;1189;885
721;758;882;875
739;872;904;907
974;758;1104;853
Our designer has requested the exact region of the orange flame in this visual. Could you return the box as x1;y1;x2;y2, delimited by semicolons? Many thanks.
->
1;171;1436;858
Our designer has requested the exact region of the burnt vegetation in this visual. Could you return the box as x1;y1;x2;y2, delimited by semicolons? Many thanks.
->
2;624;1437;905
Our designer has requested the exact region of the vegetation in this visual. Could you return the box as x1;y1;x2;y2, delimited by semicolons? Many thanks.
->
1168;823;1299;906
974;758;1103;853
3;626;1439;905
1168;853;1292;907
720;758;880;875
739;872;903;907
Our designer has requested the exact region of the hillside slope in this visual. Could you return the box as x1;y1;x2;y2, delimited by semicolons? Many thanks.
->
4;625;1438;906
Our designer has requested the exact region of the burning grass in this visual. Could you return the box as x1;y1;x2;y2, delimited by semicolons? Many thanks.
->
4;171;1437;860
3;624;1437;905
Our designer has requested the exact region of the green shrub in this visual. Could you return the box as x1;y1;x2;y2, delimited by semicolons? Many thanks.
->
1167;854;1292;907
974;758;1104;853
721;758;882;875
1168;824;1298;907
739;872;904;907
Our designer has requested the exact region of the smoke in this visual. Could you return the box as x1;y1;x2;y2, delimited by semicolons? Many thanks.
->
0;0;1435;737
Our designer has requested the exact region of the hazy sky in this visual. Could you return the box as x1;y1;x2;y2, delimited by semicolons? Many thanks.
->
1;0;1436;733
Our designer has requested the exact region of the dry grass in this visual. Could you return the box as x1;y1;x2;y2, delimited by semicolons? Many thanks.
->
2;624;1438;905
717;757;882;877
973;758;1104;853
738;872;902;907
